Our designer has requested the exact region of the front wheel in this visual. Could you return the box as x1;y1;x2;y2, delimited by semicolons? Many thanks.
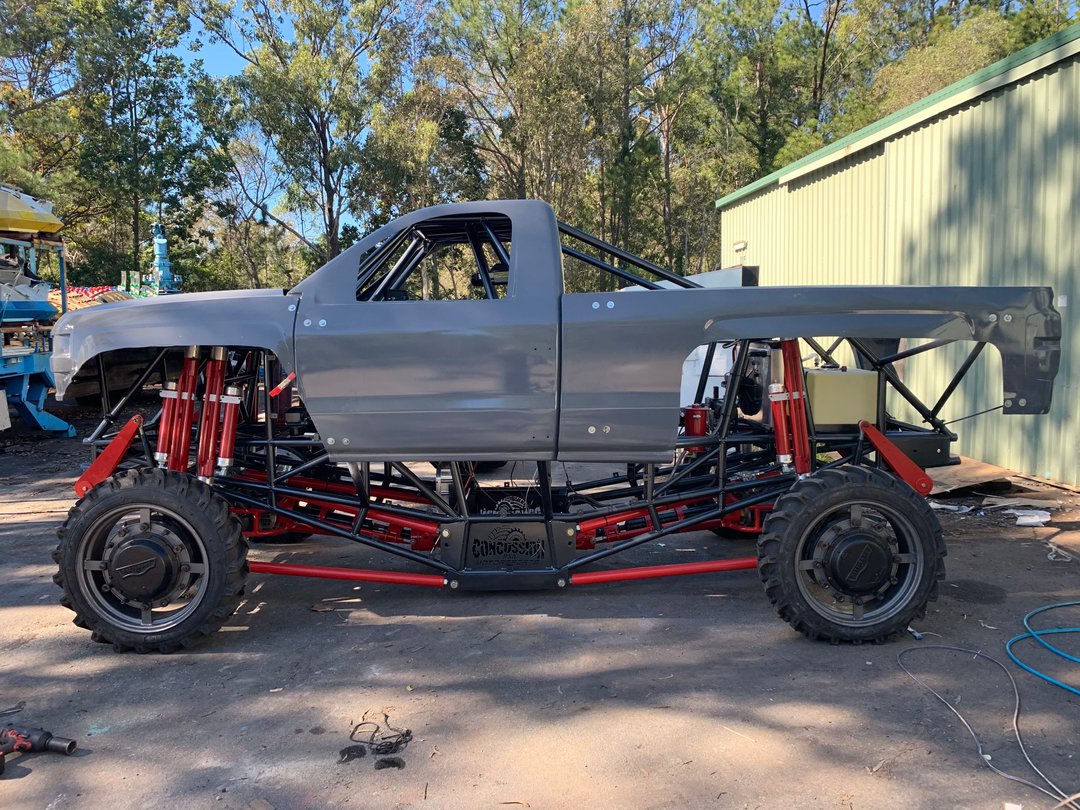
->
53;469;247;652
757;466;945;643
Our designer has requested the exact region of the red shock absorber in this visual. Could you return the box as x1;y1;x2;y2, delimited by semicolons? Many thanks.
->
196;347;228;481
216;385;242;477
154;381;178;466
780;340;812;474
168;345;200;472
768;383;793;467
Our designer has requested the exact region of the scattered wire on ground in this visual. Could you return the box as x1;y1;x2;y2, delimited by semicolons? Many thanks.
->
1006;601;1080;697
349;713;413;755
897;645;1079;809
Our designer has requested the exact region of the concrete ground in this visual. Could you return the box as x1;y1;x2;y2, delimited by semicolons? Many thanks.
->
1;427;1078;810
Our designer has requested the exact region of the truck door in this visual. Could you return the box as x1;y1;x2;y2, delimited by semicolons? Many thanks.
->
293;209;560;461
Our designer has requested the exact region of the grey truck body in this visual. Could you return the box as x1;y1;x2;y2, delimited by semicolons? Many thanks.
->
51;200;1061;463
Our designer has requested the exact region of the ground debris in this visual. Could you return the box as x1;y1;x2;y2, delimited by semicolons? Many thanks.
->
338;711;414;771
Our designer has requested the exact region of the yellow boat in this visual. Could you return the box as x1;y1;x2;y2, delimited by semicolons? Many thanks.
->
0;184;64;234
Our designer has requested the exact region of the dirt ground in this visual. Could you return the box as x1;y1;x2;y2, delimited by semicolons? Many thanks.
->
1;416;1078;810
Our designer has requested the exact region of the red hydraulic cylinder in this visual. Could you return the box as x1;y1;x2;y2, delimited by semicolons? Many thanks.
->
781;340;812;474
215;385;242;476
196;347;227;480
168;346;200;471
768;383;793;467
570;557;758;585
248;561;446;587
154;381;178;465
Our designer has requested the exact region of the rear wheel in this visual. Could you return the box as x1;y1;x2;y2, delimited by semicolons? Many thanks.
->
757;466;945;643
53;468;247;652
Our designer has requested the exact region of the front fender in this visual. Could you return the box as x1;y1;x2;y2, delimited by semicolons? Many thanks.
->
50;289;299;399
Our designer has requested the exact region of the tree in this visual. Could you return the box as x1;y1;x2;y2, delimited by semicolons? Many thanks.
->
351;79;486;227
191;0;412;262
75;0;223;288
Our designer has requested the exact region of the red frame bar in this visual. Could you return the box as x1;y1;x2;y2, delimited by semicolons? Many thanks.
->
858;420;934;495
75;414;143;496
249;561;446;587
248;558;758;588
570;557;758;585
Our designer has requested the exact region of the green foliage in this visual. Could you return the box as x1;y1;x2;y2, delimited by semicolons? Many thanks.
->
872;11;1011;116
2;0;1077;291
191;0;415;261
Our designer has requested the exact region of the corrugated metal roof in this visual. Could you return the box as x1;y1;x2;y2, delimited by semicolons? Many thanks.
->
715;21;1080;209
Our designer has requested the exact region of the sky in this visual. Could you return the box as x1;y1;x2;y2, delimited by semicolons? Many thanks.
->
179;20;248;77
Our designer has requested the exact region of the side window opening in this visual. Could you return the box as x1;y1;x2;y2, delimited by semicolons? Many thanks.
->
355;214;512;301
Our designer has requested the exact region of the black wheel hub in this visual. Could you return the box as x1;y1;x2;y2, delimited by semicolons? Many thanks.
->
108;538;176;600
810;515;897;597
100;519;191;605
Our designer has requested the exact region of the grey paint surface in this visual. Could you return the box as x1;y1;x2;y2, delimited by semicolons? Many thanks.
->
51;200;1061;463
51;288;298;396
558;285;1059;461
292;201;561;460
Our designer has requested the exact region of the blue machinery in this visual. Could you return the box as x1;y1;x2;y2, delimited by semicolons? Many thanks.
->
151;222;181;293
1;187;76;437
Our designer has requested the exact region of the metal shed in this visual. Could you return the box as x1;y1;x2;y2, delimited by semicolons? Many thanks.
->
715;24;1080;487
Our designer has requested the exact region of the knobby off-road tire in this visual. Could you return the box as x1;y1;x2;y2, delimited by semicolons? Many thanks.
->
757;466;945;643
52;468;248;652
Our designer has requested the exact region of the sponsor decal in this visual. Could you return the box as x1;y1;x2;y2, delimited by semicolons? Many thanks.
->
470;526;545;564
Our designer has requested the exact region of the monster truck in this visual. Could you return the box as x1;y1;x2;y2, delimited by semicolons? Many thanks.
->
49;200;1062;652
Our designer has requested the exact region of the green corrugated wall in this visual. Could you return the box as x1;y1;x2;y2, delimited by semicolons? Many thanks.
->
719;58;1078;486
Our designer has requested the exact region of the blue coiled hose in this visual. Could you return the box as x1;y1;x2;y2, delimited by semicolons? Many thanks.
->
1005;600;1080;697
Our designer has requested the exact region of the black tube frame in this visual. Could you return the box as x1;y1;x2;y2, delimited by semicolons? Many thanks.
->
84;329;993;584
